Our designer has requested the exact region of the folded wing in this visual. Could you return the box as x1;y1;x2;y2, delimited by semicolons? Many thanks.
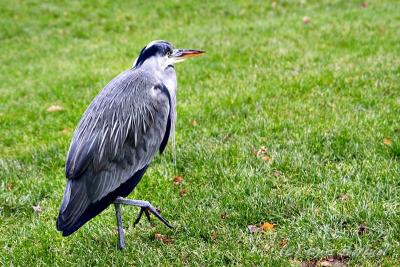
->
57;70;171;235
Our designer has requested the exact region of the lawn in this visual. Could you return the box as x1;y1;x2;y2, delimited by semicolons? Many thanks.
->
1;0;400;266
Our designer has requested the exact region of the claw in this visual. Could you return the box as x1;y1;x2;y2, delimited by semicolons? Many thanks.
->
146;206;173;228
133;206;173;228
144;209;152;224
113;197;173;249
133;208;144;226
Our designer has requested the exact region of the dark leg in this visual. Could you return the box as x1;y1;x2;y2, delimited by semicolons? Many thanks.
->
112;197;173;249
114;203;125;250
134;208;152;226
114;197;173;228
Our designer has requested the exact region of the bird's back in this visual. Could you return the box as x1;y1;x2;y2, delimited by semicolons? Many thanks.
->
57;68;172;236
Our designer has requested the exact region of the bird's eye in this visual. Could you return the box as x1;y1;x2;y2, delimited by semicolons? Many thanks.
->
167;50;172;57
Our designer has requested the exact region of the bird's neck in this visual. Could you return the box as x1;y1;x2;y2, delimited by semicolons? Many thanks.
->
139;56;163;70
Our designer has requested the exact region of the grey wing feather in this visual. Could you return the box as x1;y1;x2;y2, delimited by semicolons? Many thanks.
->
61;69;171;226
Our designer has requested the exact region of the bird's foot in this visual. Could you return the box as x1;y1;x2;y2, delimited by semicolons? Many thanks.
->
114;197;173;228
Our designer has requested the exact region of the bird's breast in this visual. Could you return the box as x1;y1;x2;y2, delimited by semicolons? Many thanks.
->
163;66;177;98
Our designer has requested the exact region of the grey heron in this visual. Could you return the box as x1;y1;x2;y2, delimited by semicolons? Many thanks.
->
56;40;205;249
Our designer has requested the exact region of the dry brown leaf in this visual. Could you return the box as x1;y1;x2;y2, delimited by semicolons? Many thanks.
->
279;239;288;248
319;256;348;267
260;222;275;232
179;188;187;197
255;146;271;162
319;260;343;267
301;256;348;267
273;170;282;177
62;128;72;134
358;224;367;235
211;231;218;243
337;194;351;201
220;212;227;220
383;138;392;145
191;120;198;126
262;155;271;162
154;233;174;244
256;146;268;157
361;2;368;8
173;176;183;185
303;16;311;24
47;105;64;112
6;182;14;191
300;260;318;267
32;205;43;213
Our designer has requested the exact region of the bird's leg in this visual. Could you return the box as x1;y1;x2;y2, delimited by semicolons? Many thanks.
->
114;203;125;250
114;197;173;229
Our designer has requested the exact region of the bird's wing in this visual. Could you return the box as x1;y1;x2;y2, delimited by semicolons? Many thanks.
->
58;69;171;231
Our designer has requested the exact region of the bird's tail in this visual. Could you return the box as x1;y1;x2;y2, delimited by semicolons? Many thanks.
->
56;166;149;236
57;177;112;236
56;179;91;236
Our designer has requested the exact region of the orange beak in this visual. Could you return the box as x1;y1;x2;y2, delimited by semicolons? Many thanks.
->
172;49;206;60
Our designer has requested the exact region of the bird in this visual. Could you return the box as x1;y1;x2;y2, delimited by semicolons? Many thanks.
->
56;40;205;249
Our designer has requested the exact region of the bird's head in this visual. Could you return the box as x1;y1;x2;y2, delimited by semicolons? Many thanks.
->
133;40;205;69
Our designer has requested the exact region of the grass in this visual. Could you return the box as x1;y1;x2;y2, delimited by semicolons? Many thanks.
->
1;0;400;265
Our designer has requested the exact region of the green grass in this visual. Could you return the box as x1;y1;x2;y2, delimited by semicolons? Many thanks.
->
1;0;400;265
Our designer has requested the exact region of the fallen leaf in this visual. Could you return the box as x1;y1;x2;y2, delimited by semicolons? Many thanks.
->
61;128;72;134
248;222;276;233
337;194;351;201
32;205;43;213
220;212;227;220
384;138;392;145
358;224;367;235
319;260;343;267
256;146;268;157
47;105;64;112
179;188;187;197
300;260;318;267
303;16;311;24
301;256;348;267
154;233;174;244
255;146;271;161
211;231;218;243
173;176;183;185
361;2;368;8
260;222;275;232
279;239;288;248
273;170;282;177
191;120;198;126
262;155;271;162
247;225;261;233
319;256;348;267
6;182;14;191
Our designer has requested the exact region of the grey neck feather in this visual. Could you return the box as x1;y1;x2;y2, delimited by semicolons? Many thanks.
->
134;57;178;164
